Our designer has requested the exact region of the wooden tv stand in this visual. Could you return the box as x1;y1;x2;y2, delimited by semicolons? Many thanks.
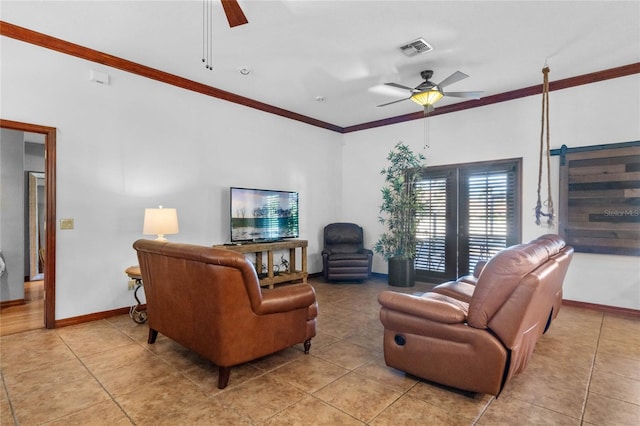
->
213;239;308;289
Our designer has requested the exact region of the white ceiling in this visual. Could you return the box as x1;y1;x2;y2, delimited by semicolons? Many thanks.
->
2;1;639;128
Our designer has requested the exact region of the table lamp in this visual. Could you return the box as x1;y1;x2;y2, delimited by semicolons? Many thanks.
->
142;206;179;241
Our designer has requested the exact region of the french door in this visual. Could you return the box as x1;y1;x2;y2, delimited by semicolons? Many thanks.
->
414;158;522;283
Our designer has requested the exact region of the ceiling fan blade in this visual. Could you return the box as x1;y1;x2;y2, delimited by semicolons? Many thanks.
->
377;97;411;107
437;71;469;88
221;0;248;27
443;91;484;99
384;82;416;92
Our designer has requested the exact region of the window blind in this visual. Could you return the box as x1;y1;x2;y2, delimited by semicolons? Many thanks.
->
415;176;448;273
459;166;518;272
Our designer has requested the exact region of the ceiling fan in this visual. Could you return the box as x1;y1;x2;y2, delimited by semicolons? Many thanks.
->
377;70;483;112
221;0;248;27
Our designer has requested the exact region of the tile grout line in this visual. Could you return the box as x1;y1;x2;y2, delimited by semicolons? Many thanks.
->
52;321;139;425
471;394;496;425
1;370;20;426
580;311;605;424
7;282;633;424
318;282;425;424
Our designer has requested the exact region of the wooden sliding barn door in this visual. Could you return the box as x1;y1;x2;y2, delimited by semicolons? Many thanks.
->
558;142;640;256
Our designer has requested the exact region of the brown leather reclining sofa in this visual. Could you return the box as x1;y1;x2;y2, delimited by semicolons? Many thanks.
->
134;239;318;389
378;234;573;395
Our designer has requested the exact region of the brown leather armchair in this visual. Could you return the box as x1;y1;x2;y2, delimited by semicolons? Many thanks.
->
378;235;573;395
133;239;318;389
322;222;373;281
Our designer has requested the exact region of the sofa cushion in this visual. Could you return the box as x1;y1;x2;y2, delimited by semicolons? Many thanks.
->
431;280;475;303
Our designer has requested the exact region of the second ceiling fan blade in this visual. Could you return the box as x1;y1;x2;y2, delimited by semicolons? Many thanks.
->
221;0;248;27
443;91;484;99
437;71;469;88
377;97;411;107
384;82;417;92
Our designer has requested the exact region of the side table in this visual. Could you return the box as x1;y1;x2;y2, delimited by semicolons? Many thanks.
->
125;265;147;324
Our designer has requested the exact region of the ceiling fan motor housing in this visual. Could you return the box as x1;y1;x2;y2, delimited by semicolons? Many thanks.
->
420;70;434;80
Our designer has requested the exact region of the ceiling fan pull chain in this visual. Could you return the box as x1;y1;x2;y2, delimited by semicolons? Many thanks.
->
209;0;213;70
535;66;555;227
202;0;206;66
423;108;430;149
202;0;214;70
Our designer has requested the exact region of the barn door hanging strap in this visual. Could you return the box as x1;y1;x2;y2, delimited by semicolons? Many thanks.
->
535;66;555;227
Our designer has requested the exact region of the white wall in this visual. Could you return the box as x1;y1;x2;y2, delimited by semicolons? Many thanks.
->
342;74;640;310
2;35;638;316
1;38;343;319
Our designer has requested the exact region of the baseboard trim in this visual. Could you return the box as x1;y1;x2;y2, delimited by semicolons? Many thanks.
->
0;299;26;309
562;299;640;318
371;272;388;280
55;305;146;328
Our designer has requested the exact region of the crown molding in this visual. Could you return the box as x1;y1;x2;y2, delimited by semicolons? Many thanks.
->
2;21;639;135
0;21;342;133
342;62;640;133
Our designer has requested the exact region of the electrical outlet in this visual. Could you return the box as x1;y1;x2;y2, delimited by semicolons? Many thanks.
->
128;279;136;291
60;218;74;230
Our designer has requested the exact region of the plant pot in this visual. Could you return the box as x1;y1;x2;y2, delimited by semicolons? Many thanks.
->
388;257;415;287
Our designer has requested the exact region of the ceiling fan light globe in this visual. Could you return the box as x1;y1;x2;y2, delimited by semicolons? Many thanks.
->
410;89;444;106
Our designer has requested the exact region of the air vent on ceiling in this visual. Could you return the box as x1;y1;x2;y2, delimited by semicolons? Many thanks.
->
399;38;433;57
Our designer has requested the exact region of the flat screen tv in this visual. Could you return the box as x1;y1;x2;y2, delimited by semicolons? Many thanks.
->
230;187;299;242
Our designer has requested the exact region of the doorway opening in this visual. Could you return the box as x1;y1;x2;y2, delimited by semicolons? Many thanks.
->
1;119;56;331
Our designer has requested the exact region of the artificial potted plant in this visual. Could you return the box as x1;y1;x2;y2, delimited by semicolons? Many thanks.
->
374;142;426;287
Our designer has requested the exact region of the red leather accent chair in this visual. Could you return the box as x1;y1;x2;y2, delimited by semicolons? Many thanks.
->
133;239;318;389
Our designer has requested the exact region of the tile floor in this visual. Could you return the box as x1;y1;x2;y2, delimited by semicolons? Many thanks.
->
1;277;639;425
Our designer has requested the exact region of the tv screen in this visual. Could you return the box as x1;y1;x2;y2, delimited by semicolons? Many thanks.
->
230;187;299;242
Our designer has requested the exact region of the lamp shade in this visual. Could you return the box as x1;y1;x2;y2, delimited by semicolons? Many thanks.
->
143;207;179;241
410;89;444;106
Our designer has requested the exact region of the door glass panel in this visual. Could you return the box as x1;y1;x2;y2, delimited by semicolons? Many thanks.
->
465;171;509;268
415;176;448;274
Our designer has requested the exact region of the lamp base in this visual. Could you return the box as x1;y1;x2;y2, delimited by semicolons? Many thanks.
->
155;235;167;242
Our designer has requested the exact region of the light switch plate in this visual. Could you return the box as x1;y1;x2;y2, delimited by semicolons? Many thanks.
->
60;218;74;230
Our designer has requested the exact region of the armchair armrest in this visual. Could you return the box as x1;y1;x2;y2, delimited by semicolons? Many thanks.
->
378;291;468;324
254;284;316;315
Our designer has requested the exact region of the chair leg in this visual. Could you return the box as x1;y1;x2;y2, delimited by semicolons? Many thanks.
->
148;328;158;344
303;338;311;354
218;366;231;389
